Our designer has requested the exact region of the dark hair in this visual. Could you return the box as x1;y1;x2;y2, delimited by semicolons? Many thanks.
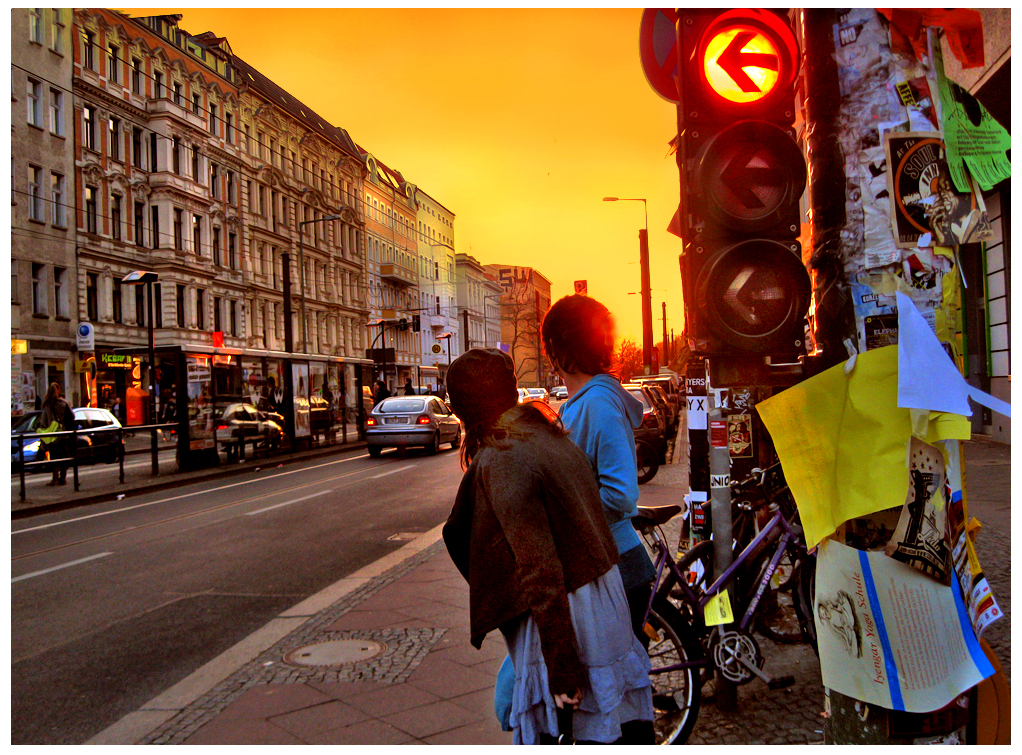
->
42;382;61;408
541;294;617;377
460;402;564;470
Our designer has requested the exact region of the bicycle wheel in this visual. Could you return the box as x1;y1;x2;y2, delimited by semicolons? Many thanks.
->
794;553;818;654
752;547;808;645
646;600;702;745
636;440;660;485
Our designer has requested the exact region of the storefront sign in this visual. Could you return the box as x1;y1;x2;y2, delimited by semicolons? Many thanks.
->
76;322;95;351
99;352;132;369
11;338;28;354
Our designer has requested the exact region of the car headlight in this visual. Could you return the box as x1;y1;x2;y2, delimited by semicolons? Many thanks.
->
23;440;41;453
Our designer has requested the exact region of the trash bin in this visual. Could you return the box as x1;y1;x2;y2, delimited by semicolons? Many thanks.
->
126;386;149;425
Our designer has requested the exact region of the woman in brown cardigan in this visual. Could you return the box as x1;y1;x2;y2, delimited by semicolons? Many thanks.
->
442;349;653;744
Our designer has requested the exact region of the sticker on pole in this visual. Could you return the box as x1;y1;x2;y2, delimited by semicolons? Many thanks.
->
711;474;730;488
704;588;734;626
710;419;728;447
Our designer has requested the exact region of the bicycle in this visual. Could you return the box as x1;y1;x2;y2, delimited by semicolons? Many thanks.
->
634;498;815;744
635;438;660;484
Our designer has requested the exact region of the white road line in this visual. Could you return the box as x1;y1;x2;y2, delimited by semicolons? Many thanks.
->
12;551;113;583
12;453;372;535
245;489;333;515
369;464;415;479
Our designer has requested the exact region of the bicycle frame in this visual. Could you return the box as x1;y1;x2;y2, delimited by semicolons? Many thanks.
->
643;511;803;674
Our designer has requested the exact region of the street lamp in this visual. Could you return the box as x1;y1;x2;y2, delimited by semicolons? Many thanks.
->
436;332;453;377
298;213;341;353
121;270;159;474
604;197;654;375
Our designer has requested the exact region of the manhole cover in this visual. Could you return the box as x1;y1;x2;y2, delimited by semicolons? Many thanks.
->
284;639;387;668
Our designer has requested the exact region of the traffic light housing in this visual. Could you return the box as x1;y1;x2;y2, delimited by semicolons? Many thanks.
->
411;315;421;332
677;9;811;358
398;318;408;332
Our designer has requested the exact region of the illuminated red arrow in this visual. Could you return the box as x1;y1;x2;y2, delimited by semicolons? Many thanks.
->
717;31;779;93
720;154;783;209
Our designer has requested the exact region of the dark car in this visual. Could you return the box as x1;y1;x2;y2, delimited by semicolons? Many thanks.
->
215;402;284;453
11;407;125;471
622;383;667;449
549;385;568;400
643;382;677;432
365;395;461;457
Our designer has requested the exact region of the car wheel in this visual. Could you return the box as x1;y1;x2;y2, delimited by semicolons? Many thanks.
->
450;427;461;449
367;445;382;458
426;432;440;455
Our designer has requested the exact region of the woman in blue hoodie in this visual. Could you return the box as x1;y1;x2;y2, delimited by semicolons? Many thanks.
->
541;294;657;635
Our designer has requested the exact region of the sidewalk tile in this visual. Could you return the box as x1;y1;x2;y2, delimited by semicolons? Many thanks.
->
185;717;305;745
404;656;496;699
269;700;369;737
422;719;511;745
381;699;485;739
306;680;386;701
344;682;443;717
215;682;332;721
299;718;415;745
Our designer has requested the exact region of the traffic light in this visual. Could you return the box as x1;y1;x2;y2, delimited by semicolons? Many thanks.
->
676;9;811;358
411;315;421;332
398;318;408;332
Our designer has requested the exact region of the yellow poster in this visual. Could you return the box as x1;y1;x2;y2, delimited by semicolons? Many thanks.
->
756;346;913;548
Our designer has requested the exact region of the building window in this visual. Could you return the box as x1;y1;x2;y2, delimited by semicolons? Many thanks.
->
32;263;46;315
154;282;163;327
209;103;217;135
86;272;98;321
228;232;237;270
134;201;144;246
151;205;159;248
85;185;97;234
49;171;64;226
29;8;43;43
225;113;234;144
210;163;219;198
173;208;183;250
82;30;95;70
192;214;202;255
172;136;181;174
230;300;238;336
149;133;157;171
108;117;120;160
191;145;200;183
176;284;185;327
227;170;236;205
131;57;143;94
153;70;163;99
112;277;122;323
213;296;222;333
132;127;143;168
107;44;119;83
173;81;182;106
243;124;251;153
26;78;42;127
135;284;146;326
83;105;96;150
28;165;44;222
195;288;205;330
48;88;63;135
212;227;221;266
111;193;121;240
192;92;200;115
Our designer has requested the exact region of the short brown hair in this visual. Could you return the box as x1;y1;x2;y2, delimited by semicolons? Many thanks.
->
541;295;617;376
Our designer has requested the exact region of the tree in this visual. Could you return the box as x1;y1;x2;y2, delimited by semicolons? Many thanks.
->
617;338;643;382
501;279;543;384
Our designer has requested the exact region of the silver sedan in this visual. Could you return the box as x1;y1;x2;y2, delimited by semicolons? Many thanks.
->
365;395;462;457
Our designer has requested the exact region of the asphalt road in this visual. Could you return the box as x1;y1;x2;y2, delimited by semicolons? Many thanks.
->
10;442;465;745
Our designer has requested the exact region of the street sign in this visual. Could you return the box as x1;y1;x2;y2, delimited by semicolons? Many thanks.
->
431;344;442;354
11;338;28;354
574;280;588;295
639;8;680;103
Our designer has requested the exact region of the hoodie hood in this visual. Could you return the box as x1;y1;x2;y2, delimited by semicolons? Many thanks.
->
563;374;643;429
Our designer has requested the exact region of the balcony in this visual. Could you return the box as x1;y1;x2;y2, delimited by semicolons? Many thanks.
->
147;96;208;132
379;263;416;287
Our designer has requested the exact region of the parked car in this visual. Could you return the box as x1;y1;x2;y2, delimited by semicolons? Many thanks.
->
643;382;677;432
622;383;667;453
215;402;285;453
549;385;568;400
526;387;550;403
517;388;531;403
11;407;125;471
365;395;462;457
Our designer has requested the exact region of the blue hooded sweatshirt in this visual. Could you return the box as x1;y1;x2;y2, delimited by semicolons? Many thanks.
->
559;374;645;559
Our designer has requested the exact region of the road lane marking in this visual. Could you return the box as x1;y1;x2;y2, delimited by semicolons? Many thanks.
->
245;489;333;516
369;465;415;479
12;552;113;583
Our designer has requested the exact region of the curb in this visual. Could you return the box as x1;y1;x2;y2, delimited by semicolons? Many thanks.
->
86;522;447;745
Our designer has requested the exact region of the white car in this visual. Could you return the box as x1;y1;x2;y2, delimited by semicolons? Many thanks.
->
365;395;462;457
525;388;549;403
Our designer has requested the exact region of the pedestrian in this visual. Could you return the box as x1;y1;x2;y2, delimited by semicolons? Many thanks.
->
39;382;75;486
403;378;415;396
432;377;447;401
443;349;654;745
111;396;125;424
160;391;177;441
373;380;391;406
541;294;656;637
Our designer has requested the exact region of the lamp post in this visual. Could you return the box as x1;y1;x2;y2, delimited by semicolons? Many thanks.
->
604;197;654;375
436;332;452;378
298;213;341;353
121;270;159;474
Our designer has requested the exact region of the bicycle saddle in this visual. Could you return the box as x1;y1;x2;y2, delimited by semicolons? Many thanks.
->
633;504;681;528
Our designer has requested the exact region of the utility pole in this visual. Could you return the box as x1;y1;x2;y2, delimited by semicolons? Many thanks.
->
662;301;668;368
639;229;653;375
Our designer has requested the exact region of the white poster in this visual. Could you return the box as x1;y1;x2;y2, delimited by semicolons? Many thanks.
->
814;539;994;713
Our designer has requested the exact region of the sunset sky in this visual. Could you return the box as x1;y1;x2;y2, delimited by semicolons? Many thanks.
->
128;7;686;346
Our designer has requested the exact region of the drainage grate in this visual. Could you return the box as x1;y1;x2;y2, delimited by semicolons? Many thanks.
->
284;638;387;668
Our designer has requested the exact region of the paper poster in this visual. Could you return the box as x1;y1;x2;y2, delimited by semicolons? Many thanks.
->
884;132;993;248
858;147;901;268
756;346;913;549
292;363;310;438
933;41;1011;192
814;539;994;713
727;413;752;458
852;282;898;352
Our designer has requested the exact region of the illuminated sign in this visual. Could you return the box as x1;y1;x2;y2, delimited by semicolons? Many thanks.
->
702;25;782;103
11;339;28;354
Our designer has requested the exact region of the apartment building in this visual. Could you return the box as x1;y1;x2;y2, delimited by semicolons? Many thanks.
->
455;253;502;352
483;264;552;387
11;8;77;411
415;190;459;380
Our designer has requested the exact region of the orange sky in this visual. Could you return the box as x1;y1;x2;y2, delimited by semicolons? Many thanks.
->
128;7;685;346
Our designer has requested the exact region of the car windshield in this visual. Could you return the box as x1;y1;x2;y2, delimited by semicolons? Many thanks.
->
527;389;544;395
12;414;39;433
377;398;426;413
